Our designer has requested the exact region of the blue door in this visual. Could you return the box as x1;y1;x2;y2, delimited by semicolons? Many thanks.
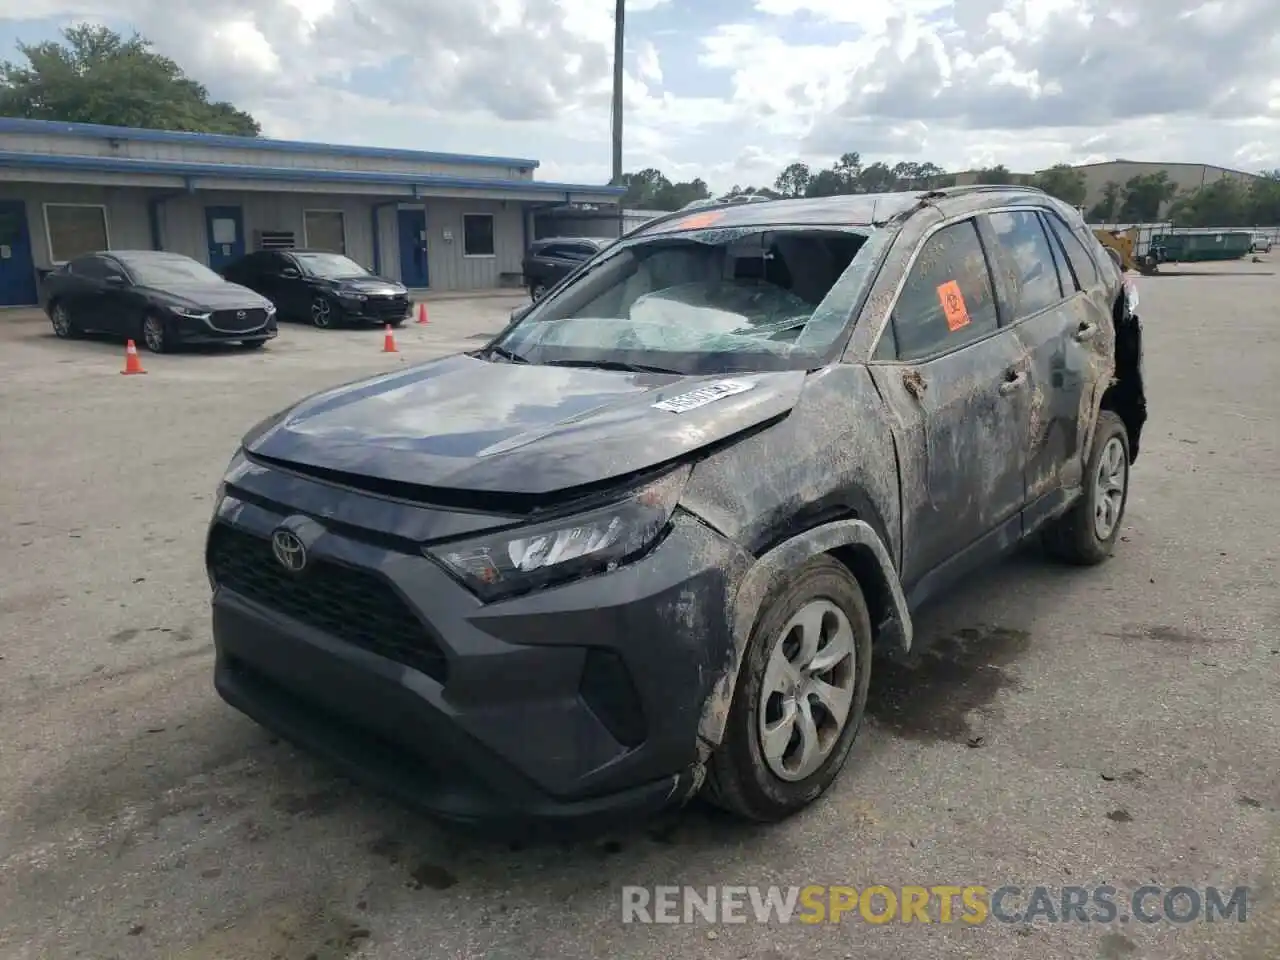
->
397;208;429;287
0;200;39;306
205;206;245;271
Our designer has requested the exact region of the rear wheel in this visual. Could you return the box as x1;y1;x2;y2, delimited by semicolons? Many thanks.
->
49;300;78;339
704;556;872;822
1043;410;1130;565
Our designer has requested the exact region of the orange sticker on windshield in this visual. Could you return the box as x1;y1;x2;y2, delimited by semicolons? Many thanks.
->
937;280;970;332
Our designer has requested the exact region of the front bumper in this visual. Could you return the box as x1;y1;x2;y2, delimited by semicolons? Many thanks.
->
334;295;412;324
207;473;747;834
173;313;278;344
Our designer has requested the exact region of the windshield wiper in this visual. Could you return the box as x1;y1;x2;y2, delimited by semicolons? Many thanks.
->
485;344;529;363
541;358;682;375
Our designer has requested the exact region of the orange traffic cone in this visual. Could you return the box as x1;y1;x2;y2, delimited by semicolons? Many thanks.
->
121;339;146;375
416;302;429;325
382;324;398;353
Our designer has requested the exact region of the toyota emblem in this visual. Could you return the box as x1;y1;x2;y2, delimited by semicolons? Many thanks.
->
271;529;307;573
236;309;246;319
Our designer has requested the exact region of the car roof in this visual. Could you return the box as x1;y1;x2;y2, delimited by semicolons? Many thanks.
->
532;236;607;246
106;250;200;262
625;185;1068;237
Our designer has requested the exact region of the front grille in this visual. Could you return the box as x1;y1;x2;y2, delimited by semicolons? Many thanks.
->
208;524;448;682
361;296;410;320
209;308;269;332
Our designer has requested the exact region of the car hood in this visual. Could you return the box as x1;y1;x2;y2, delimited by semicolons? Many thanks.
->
245;353;806;495
330;277;405;296
146;282;273;311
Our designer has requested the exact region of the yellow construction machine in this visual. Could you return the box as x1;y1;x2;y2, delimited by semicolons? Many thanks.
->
1092;227;1160;275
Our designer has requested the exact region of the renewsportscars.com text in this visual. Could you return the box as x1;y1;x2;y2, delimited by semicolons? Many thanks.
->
620;884;1249;926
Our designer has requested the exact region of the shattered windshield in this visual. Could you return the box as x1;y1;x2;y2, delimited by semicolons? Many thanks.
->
492;225;889;374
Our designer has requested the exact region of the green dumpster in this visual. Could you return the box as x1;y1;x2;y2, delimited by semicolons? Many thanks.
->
1150;231;1253;262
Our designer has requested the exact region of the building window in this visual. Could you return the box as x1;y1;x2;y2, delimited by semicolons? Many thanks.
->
303;210;346;253
44;204;109;263
462;213;496;257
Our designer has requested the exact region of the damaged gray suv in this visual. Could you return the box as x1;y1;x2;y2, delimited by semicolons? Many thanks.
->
208;186;1147;830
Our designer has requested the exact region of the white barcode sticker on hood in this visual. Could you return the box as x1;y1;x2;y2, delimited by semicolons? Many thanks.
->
653;379;755;413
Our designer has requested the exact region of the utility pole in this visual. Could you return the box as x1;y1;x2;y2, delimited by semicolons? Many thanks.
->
611;0;625;186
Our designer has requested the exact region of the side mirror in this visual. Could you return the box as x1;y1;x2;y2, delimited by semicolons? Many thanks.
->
281;267;300;278
105;274;126;285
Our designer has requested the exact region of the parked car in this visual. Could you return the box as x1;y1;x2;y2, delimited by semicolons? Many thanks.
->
220;249;412;328
1251;234;1272;253
207;186;1146;831
40;250;277;353
521;236;611;301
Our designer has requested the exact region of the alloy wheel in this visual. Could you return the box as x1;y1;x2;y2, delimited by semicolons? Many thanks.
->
757;598;858;782
142;314;166;353
51;303;72;337
311;298;332;328
1093;436;1127;541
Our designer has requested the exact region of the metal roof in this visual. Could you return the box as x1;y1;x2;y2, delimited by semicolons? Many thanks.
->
0;117;539;170
0;150;625;198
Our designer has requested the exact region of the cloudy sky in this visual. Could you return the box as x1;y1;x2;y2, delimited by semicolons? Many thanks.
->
2;0;1278;191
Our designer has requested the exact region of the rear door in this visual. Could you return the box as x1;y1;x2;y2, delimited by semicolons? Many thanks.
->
867;217;1033;599
65;255;121;332
983;208;1111;518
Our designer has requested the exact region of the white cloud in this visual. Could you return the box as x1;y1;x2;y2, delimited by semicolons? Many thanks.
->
3;0;1279;195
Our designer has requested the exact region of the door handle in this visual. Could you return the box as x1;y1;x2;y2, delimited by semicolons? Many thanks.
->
1074;321;1098;342
999;370;1027;396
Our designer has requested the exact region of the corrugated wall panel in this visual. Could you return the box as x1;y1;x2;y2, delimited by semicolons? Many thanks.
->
0;182;151;268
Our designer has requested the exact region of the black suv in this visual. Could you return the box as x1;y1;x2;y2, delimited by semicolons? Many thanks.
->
221;249;411;328
521;236;611;301
207;187;1146;831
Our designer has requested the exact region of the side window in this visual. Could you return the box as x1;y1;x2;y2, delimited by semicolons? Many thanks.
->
888;219;1001;361
1043;212;1100;290
1039;214;1077;295
566;243;598;260
69;255;109;281
987;210;1064;320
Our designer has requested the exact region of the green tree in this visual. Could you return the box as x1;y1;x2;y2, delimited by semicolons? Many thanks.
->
975;165;1017;185
1118;172;1176;221
1087;181;1123;222
0;24;259;134
773;162;812;198
1246;171;1280;226
1168;178;1250;227
617;168;710;210
855;161;899;193
1032;164;1087;207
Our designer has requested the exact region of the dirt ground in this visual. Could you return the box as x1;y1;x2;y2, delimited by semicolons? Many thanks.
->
0;266;1277;960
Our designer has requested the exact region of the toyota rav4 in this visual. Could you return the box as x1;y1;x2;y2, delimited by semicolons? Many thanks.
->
206;186;1147;831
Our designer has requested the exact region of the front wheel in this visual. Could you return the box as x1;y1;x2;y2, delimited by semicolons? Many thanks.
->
310;297;334;328
704;556;872;822
1043;410;1130;565
141;312;169;354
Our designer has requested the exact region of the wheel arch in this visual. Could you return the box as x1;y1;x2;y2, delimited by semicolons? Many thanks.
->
696;516;912;758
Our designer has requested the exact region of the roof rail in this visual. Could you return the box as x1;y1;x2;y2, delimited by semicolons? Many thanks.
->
916;183;1049;200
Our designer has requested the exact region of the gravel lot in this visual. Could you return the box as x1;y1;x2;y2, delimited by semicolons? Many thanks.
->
1;269;1277;960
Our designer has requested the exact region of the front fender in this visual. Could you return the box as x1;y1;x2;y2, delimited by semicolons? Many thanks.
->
697;518;913;756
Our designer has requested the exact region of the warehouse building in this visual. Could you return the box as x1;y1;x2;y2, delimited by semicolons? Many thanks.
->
0;118;624;308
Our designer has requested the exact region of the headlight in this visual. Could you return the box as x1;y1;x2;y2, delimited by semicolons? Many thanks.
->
172;307;211;320
265;303;277;316
426;465;691;601
341;292;368;302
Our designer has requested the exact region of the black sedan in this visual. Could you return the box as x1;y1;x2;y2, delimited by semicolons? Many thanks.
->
220;250;412;328
40;250;278;353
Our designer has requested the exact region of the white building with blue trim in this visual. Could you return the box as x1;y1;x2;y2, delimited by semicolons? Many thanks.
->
0;118;624;307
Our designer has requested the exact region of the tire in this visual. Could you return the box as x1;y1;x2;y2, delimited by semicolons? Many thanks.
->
141;312;169;354
310;296;335;329
388;318;406;328
530;282;548;301
1043;410;1130;565
49;300;79;339
704;555;873;822
239;339;268;349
